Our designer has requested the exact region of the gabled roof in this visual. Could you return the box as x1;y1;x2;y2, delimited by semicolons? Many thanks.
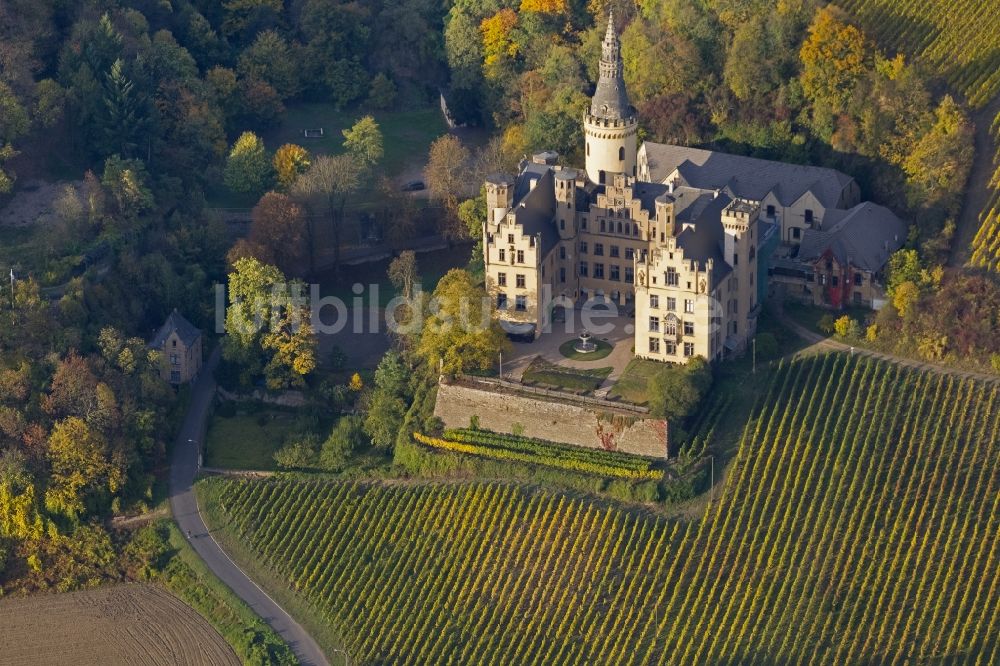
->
150;309;201;349
674;192;733;284
798;202;907;272
511;167;560;259
641;143;854;209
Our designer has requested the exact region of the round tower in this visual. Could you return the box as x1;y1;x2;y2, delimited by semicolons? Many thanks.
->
584;10;638;185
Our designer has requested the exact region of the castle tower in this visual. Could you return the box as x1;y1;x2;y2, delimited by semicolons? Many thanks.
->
583;10;638;185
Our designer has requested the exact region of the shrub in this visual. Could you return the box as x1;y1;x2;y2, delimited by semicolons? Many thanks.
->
320;416;367;471
818;314;836;334
833;315;860;339
866;324;879;342
273;436;319;469
754;332;780;360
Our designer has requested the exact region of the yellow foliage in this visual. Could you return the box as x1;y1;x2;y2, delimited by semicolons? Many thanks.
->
520;0;567;14
273;144;310;189
480;9;519;78
891;280;920;318
349;373;364;392
865;324;879;342
800;7;867;113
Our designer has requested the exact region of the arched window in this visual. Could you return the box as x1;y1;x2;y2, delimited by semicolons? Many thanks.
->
617;222;623;234
618;146;624;161
587;142;590;156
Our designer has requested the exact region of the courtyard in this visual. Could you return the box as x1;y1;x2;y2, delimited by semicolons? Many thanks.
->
502;309;640;399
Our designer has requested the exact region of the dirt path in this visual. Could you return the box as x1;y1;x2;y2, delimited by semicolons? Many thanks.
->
774;305;1000;385
950;94;1000;266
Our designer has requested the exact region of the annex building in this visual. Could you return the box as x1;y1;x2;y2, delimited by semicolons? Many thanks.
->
483;12;906;363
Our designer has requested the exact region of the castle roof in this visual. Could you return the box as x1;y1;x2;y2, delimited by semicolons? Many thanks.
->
674;192;733;284
641;143;853;209
798;202;907;272
511;167;560;259
150;309;201;349
589;10;633;121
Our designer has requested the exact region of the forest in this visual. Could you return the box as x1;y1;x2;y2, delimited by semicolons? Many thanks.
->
0;0;997;606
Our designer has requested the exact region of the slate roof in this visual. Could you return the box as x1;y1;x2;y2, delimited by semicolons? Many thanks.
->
150;309;201;349
641;143;854;209
674;192;733;284
511;167;560;259
797;202;907;272
590;11;633;120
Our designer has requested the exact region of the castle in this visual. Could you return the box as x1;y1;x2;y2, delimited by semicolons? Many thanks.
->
482;12;906;363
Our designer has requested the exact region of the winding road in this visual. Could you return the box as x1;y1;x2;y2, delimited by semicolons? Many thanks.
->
168;348;331;666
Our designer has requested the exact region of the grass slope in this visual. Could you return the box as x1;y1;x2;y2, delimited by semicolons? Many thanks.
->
201;353;1000;664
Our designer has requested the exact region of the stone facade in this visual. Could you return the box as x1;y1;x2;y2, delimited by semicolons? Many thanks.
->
149;310;203;385
434;380;669;458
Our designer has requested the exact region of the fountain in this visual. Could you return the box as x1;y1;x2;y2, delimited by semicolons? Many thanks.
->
574;330;597;354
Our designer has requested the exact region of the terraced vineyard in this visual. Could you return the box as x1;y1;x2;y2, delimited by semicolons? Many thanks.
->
838;0;1000;107
206;353;1000;664
969;111;1000;272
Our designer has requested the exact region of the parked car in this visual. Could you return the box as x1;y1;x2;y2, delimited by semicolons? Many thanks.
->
401;180;425;192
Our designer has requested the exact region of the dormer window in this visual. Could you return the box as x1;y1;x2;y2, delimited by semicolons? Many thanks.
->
804;209;814;224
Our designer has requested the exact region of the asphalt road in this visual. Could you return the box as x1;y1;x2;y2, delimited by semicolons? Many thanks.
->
168;348;331;666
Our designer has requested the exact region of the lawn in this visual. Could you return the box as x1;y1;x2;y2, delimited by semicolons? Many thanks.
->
263;104;447;177
204;410;298;471
607;357;662;405
557;337;613;361
521;357;612;393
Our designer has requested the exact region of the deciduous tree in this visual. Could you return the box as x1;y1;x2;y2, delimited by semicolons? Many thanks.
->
224;131;273;196
342;115;384;172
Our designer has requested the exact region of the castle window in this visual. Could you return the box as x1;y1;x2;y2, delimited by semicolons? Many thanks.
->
587;142;590;156
617;222;623;234
684;342;695;357
516;274;525;288
625;267;634;283
529;237;535;248
560;219;565;230
498;273;507;287
610;265;620;281
684;321;695;336
517;250;525;263
804;209;814;224
507;234;514;243
749;245;756;260
650;295;659;309
600;220;606;232
766;205;775;218
618;146;624;161
170;354;179;366
497;293;508;309
560;267;566;283
487;233;494;244
649;316;660;332
854;273;863;286
610;245;620;258
579;262;588;277
667;297;676;311
792;227;801;240
625;247;634;260
559;246;566;260
733;253;739;266
665;320;677;336
666;268;678;286
579;241;588;254
515;295;527;311
498;249;505;261
633;224;639;236
684;299;694;313
594;263;605;279
649;337;660;353
581;218;587;230
594;243;604;256
665;341;677;355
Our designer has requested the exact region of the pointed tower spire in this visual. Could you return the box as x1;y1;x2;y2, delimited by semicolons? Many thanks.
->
590;10;632;121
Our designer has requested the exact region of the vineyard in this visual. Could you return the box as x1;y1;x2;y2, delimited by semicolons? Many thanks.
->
205;353;1000;664
838;0;1000;107
414;429;662;480
969;111;1000;272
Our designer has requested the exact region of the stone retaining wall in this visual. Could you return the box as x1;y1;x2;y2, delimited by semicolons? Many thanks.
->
434;381;668;458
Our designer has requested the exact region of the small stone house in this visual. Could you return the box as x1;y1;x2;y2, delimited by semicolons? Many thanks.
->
150;309;203;385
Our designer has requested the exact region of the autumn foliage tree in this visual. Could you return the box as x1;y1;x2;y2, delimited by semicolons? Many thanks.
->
424;135;471;240
248;192;310;276
273;143;310;189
